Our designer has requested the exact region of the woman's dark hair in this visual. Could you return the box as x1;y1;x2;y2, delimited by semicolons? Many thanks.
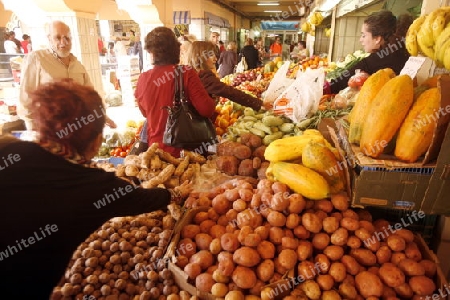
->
29;79;105;156
145;27;181;65
22;34;30;40
396;13;414;38
298;41;306;48
364;10;397;44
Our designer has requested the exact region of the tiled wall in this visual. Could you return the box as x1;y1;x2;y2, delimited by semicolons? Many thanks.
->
332;16;365;61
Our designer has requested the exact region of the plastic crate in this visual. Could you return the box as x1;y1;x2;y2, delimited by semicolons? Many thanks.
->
365;206;438;245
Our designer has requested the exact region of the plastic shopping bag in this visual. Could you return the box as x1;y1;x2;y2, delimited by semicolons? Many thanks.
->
273;68;325;123
262;61;295;107
236;56;248;73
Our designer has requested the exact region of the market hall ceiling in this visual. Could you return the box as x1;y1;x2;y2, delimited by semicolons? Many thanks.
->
210;0;313;20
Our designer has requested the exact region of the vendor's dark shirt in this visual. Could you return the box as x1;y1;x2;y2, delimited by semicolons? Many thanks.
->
330;39;409;94
0;137;170;298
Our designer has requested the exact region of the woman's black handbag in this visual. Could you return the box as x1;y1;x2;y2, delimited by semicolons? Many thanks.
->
162;66;216;150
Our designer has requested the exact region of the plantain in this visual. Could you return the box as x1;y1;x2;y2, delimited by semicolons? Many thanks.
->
434;24;450;66
418;10;440;48
417;31;435;59
405;15;427;56
432;8;450;42
444;47;450;70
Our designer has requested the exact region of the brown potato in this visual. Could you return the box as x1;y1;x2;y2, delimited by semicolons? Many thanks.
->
244;233;262;247
282;236;299;250
278;249;297;270
181;225;200;239
323;245;344;261
330;193;349;211
210;225;227;239
221;233;240;252
257;240;275;259
195;233;213;251
199;219;216;234
314;199;334;213
232;266;257;289
312;233;330;251
356;228;380;252
254;225;270;241
341;255;361;276
347;236;362;249
302;212;322;233
297;240;313;261
359;220;375;234
237;209;263;229
356;209;373;222
339;281;358;299
298;261;318;281
212;194;232;215
355;271;383;298
269;227;284;245
329;262;346;283
286;214;301;229
405;242;422;262
177;238;196;258
340;217;360;231
256;259;275;282
301;280;321;300
379;263;405;288
314;253;331;274
382;285;397;299
394;283;414;298
196;273;214;292
233;247;261;267
321;290;341;300
350;249;377;266
391;252;407;265
189;250;214;270
315;210;328;221
342;209;359;220
317;274;334;291
398;258;425;276
288;193;306;214
420;259;437;278
293;225;310;239
267;210;287;227
330;212;343;222
323;217;340;234
387;234;406;252
238;226;254;244
395;229;414;243
373;219;390;233
270;191;290;212
330;228;349;246
409;275;436;296
210;238;222;255
376;245;392;265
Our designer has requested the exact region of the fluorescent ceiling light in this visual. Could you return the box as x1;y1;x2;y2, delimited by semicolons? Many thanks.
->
264;10;282;12
257;3;279;5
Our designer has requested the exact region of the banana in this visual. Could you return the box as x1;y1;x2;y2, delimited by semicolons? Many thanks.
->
418;10;440;48
434;24;450;66
417;31;436;58
405;15;427;56
432;9;448;42
443;46;450;70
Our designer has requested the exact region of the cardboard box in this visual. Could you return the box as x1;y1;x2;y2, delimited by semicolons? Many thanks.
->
331;76;450;214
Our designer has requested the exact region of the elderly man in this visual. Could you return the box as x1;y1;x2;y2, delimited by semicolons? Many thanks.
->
19;20;116;129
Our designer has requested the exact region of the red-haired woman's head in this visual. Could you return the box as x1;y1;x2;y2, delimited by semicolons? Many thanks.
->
144;26;181;65
29;79;105;157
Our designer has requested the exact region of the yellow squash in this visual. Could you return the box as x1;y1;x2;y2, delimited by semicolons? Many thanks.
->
264;134;324;162
360;75;414;158
302;142;345;193
348;68;396;144
272;162;330;200
395;88;441;163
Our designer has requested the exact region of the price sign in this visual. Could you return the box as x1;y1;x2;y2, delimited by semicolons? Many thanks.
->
400;56;427;79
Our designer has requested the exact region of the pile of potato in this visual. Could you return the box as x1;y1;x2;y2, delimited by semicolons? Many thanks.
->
215;133;269;179
51;210;193;300
175;178;438;299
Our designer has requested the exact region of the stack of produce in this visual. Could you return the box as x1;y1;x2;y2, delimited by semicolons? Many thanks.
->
325;50;369;82
174;177;438;299
98;121;144;158
406;6;450;69
214;99;244;136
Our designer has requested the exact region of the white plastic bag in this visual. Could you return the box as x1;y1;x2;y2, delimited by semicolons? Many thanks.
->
262;61;294;106
235;56;248;73
273;68;325;123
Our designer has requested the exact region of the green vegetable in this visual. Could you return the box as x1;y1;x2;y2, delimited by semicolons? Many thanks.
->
262;115;284;127
253;122;272;135
263;131;283;145
279;123;295;133
249;128;266;137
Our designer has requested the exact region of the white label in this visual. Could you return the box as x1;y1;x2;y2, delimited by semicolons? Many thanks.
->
400;56;427;79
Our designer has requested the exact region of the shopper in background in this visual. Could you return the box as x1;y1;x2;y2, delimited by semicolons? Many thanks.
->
218;41;237;78
209;31;220;68
10;31;23;53
0;79;192;299
129;29;136;46
269;36;282;57
114;36;128;56
131;32;143;72
186;41;263;111
3;32;20;54
327;10;410;94
291;40;309;61
219;40;226;53
106;41;117;64
239;37;259;70
19;20;117;129
396;13;414;38
255;39;266;66
21;34;32;53
136;27;216;157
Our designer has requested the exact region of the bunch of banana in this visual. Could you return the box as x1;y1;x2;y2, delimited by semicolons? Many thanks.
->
406;7;450;69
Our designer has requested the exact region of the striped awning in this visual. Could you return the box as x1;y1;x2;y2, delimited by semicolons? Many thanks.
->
173;11;191;24
205;12;224;27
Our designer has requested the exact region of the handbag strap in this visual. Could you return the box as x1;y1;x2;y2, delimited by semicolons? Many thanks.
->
173;65;185;106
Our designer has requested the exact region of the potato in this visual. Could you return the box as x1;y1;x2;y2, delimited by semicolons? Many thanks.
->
211;282;228;297
340;217;360;231
387;234;406;252
394;283;414;298
379;263;405;287
244;233;262;247
356;228;380;252
342;209;359;220
184;263;201;280
375;245;392;265
315;253;331;273
232;266;257;289
419;259;437;278
221;233;240;252
210;224;227;239
181;225;200;239
298;261;318;280
293;225;310;239
405;242;422;262
330;228;349;246
338;281;358;299
238;226;253;243
322;290;341;300
357;209;373;222
330;193;349;211
177;238;196;258
199;219;216;234
373;219;390;233
257;240;275;259
212;194;232;215
395;229;414;243
302;213;322;233
317;274;334;291
288;193;306;214
286;214;301;229
278;249;297;270
341;255;361;276
226;290;245;300
398;258;425;276
270;191;290;212
195;233;213;251
237;209;263;229
329;262;346;283
256;259;275;282
254;226;270;241
315;210;328;221
355;271;383;298
343;237;359;251
301;280;321;300
312;233;330;251
358;220;375;234
409;276;436;296
218;260;235;277
248;280;265;296
196;273;214;293
233;247;261;267
267;210;286;227
233;199;247;212
189;250;214;270
314;199;334;213
323;245;344;261
323;217;340;234
209;238;222;255
391;252;406;265
212;269;230;284
350;249;377;266
297;241;313;261
269;227;284;244
330;212;343;222
281;236;299;250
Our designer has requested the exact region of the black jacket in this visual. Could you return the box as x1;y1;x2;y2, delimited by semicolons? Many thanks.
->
330;39;410;94
0;136;170;298
240;45;260;70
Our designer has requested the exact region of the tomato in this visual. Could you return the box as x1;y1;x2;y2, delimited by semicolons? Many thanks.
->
114;148;122;156
110;150;115;156
120;151;127;158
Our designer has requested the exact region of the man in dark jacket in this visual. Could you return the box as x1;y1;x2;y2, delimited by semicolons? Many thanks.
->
239;38;259;70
